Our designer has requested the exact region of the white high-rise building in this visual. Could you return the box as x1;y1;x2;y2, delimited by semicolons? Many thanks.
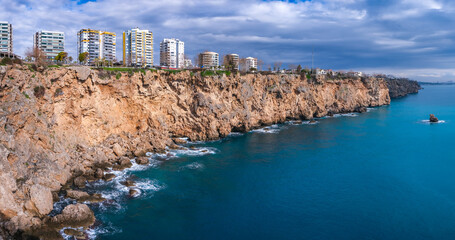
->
77;29;116;65
160;38;184;69
198;51;219;69
34;30;65;60
123;28;153;67
0;21;13;56
245;57;258;70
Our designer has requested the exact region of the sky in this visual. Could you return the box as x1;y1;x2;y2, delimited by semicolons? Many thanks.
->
1;0;455;81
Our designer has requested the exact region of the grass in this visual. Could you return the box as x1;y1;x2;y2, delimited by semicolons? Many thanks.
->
200;70;231;77
48;65;61;68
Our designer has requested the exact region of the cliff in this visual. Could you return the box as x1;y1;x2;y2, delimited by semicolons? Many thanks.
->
0;65;390;238
386;78;421;98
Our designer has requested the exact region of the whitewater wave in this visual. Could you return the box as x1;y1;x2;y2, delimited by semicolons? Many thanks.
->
332;113;359;118
251;124;281;133
181;162;204;170
420;120;446;124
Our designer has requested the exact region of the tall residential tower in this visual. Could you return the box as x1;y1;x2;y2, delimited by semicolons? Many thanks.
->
198;51;219;69
0;21;13;56
160;38;184;69
77;29;116;65
123;28;153;67
34;30;65;60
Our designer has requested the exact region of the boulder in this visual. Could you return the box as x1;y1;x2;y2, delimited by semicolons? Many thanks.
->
66;190;89;200
29;184;53;216
430;114;439;123
129;189;140;197
173;138;187;144
354;106;367;113
112;143;125;157
135;157;149;165
103;173;116;182
73;176;87;188
51;204;95;228
121;180;135;187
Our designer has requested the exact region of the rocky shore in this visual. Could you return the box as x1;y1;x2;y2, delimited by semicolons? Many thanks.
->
0;65;396;239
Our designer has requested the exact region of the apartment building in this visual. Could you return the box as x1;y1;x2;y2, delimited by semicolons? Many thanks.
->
198;51;219;69
34;30;65;60
245;57;258;70
77;29;116;65
123;28;153;67
160;38;184;69
184;59;193;69
223;53;239;70
0;21;12;56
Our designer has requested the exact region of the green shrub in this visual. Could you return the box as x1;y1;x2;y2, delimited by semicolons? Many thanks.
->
115;73;121;80
0;57;13;65
23;92;30;99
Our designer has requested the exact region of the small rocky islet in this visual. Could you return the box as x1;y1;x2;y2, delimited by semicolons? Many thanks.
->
0;64;419;239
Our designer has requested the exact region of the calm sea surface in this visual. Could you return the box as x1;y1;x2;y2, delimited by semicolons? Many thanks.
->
88;85;455;240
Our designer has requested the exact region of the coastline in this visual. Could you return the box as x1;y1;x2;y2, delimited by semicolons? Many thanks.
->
0;65;415;239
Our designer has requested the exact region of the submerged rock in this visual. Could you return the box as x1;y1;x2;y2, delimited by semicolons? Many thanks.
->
129;189;140;197
430;114;439;123
121;180;136;187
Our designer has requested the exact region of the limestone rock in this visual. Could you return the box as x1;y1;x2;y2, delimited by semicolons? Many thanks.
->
112;143;124;157
29;184;53;216
430;114;439;123
73;176;87;189
66;190;89;200
135;157;149;165
51;204;95;228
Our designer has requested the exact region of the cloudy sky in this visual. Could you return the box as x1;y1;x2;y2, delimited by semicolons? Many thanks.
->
2;0;455;81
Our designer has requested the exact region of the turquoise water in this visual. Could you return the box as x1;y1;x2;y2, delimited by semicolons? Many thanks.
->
89;85;455;240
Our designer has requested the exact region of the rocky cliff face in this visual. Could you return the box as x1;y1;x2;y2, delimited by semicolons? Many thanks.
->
0;65;390;238
386;78;421;98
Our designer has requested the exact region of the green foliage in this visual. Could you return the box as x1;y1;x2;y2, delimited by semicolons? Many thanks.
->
32;74;35;78
0;57;13;65
54;52;68;62
201;70;231;77
163;69;182;74
33;86;45;98
115;73;121;80
23;92;30;99
78;52;89;64
48;65;61;68
297;65;302;73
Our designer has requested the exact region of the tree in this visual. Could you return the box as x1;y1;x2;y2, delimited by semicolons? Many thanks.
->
55;52;68;64
297;64;302;73
273;62;283;72
239;58;248;73
25;46;47;68
68;56;73;64
257;59;264;71
78;52;89;65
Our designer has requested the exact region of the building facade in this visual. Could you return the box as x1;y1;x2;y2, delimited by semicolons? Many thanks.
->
223;54;239;70
123;28;153;67
0;21;12;56
245;57;258;70
160;38;184;69
77;29;116;65
198;51;219;69
184;59;193;69
34;31;65;60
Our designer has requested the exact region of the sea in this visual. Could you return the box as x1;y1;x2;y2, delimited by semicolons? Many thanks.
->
69;85;455;240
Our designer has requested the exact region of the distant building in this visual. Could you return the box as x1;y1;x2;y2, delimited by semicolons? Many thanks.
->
316;68;327;75
198;51;219;69
123;28;153;67
160;38;184;69
347;71;363;77
245;57;257;70
223;54;239;70
77;29;116;65
184;59;193;69
0;21;13;57
34;30;65;61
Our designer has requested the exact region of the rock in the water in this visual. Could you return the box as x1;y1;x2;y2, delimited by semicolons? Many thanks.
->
121;180;135;187
73;176;87;189
355;106;367;113
430;114;439;123
135;157;149;165
129;189;140;197
173;138;187;144
66;190;89;200
63;228;85;238
51;204;95;228
103;173;116;182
